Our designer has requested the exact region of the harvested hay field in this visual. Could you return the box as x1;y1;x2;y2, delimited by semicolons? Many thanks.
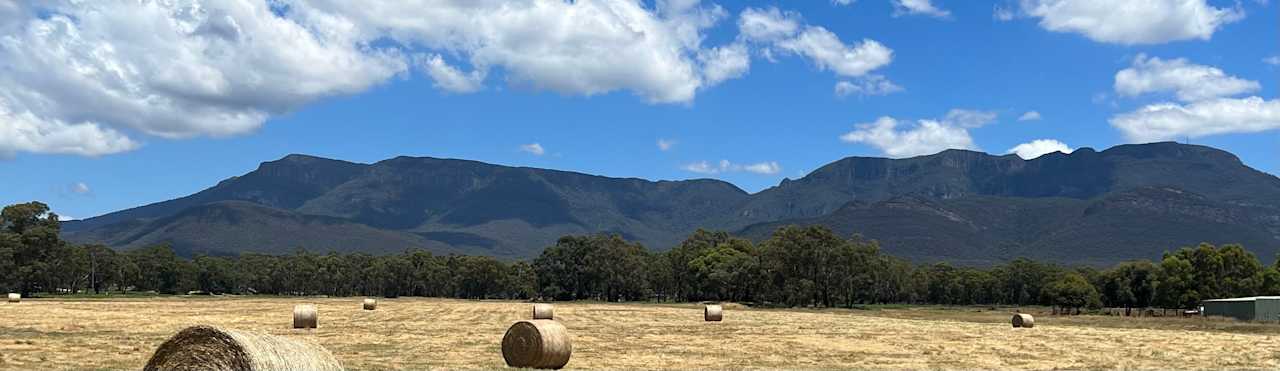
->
1;297;1278;370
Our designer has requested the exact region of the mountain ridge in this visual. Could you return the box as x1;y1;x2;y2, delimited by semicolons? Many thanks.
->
63;142;1280;264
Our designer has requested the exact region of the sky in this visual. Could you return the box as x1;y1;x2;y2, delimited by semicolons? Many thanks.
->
0;0;1277;220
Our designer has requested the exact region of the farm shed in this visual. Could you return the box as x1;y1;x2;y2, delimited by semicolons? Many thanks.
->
1200;296;1280;322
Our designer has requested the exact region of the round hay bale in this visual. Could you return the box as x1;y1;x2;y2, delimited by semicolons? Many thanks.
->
704;304;723;322
1012;313;1035;328
362;299;377;311
532;303;554;320
143;325;343;371
7;293;19;303
293;305;318;329
501;320;571;369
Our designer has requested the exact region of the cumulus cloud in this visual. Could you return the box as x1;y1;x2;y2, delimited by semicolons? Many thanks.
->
1109;56;1279;142
0;0;756;158
294;0;738;104
1110;97;1280;142
893;0;951;18
832;0;856;5
1264;56;1280;66
699;43;751;87
739;7;893;78
682;159;782;175
776;30;893;78
839;110;993;158
657;138;677;151
1018;111;1043;121
738;7;802;43
1115;55;1260;102
0;1;406;157
419;54;485;93
834;75;904;97
1006;139;1073;159
519;143;546;156
0;103;139;158
1017;0;1244;44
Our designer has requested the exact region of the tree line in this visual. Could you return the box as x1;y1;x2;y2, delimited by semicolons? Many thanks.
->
3;201;1278;313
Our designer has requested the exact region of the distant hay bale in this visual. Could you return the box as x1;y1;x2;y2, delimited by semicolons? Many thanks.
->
293;305;318;329
532;303;554;320
705;304;723;322
502;320;571;369
143;325;343;371
362;299;377;311
1012;313;1035;328
7;293;18;303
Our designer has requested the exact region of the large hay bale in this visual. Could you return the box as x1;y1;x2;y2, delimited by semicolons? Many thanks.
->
7;293;18;303
1012;313;1035;328
143;325;343;371
502;320;571;369
362;299;377;311
704;304;723;322
532;303;554;320
293;305;318;329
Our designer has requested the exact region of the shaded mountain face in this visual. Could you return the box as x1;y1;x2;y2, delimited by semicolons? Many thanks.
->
63;142;1280;265
64;155;751;259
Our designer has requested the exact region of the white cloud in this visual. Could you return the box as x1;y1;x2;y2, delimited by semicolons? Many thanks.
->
71;182;90;194
840;116;980;158
0;1;405;157
419;54;485;93
519;143;546;156
657;138;677;151
834;75;904;97
1018;111;1042;121
738;7;801;43
832;0;856;5
699;43;751;87
683;161;719;174
1115;55;1259;102
0;0;753;158
1110;97;1280;142
742;161;782;175
776;29;893;78
739;7;893;79
1006;139;1073;159
294;0;735;104
943;109;999;128
893;0;951;18
682;159;781;175
1017;0;1244;44
0;103;139;158
1264;56;1280;66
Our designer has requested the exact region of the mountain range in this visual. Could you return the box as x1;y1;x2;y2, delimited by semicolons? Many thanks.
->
62;142;1280;265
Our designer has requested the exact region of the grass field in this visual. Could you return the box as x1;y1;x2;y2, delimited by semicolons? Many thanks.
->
2;297;1279;370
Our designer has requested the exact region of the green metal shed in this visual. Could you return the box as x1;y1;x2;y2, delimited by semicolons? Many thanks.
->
1201;296;1280;322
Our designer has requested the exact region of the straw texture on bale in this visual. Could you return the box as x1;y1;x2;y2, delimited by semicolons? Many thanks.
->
502;320;571;369
1012;313;1035;328
143;325;343;371
532;303;554;320
362;299;377;311
704;304;723;322
7;293;18;303
293;305;318;329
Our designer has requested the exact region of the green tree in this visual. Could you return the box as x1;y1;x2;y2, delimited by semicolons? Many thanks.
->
1043;273;1102;314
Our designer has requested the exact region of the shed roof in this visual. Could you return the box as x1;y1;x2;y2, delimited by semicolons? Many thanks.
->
1201;296;1280;302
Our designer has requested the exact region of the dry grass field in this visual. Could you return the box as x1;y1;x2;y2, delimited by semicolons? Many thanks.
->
2;297;1279;370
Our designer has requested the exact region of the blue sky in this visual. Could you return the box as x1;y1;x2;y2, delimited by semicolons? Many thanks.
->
0;0;1277;220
